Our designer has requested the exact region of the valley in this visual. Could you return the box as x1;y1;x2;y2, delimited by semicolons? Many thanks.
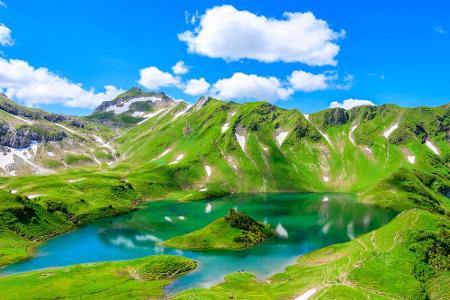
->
0;88;448;299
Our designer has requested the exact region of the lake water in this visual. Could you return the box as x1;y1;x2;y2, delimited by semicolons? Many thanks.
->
1;193;396;295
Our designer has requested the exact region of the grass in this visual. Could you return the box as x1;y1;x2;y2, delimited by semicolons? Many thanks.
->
162;209;273;250
173;209;449;300
0;255;196;299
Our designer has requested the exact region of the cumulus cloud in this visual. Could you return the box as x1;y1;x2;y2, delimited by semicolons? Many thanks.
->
211;72;293;102
138;66;180;90
0;58;124;108
172;60;189;75
329;98;375;110
289;70;329;92
183;77;210;96
0;24;13;46
178;5;344;66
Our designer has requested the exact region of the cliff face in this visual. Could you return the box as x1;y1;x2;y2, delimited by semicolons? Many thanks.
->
0;123;67;148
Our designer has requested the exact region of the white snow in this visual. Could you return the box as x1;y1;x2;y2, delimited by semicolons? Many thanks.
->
138;108;168;125
318;130;333;146
0;143;52;176
132;111;145;117
383;123;399;138
294;288;317;300
178;216;185;221
152;148;172;161
276;131;289;146
169;154;184;165
425;140;439;155
164;216;173;223
10;190;17;194
275;223;288;238
93;136;115;155
27;194;42;199
47;151;55;157
205;203;212;214
199;188;207;192
407;155;416;164
235;133;246;152
322;196;329;202
303;114;310;120
204;165;212;177
67;178;85;183
106;97;164;114
349;125;357;145
173;104;193;120
322;176;329;182
262;145;269;152
221;122;230;133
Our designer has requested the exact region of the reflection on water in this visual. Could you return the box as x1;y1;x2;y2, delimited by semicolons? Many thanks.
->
1;193;397;294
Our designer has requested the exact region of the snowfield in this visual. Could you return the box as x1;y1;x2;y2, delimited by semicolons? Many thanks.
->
383;123;399;138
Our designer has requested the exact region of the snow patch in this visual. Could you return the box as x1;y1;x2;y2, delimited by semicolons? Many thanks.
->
178;216;185;221
322;176;329;182
0;143;52;176
407;155;416;164
138;108;167;125
275;223;288;238
169;154;185;165
67;178;85;183
152;148;172;161
106;96;165;114
132;111;145;117
425;140;439;155
199;188;207;192
47;151;55;157
222;122;230;133
204;165;212;177
303;114;310;120
164;216;173;223
383;123;399;138
27;194;42;199
173;104;193;120
276;131;289;146
294;288;317;300
235;133;246;152
364;147;372;154
349;124;357;145
10;190;17;194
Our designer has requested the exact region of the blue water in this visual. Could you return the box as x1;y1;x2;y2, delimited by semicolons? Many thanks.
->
1;193;396;294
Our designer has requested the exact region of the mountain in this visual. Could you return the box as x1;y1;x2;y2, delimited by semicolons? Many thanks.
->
87;87;181;127
0;89;448;299
0;94;116;176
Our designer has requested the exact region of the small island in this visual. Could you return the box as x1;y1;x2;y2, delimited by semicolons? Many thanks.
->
161;209;273;250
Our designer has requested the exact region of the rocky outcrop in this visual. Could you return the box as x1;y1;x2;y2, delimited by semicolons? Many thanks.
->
0;123;66;148
323;108;349;126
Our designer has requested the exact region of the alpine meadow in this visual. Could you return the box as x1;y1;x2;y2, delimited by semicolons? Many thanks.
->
0;1;449;299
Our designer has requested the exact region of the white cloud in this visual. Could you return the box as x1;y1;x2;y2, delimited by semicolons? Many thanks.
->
184;78;210;96
172;60;189;75
212;72;293;101
138;66;180;90
178;5;344;66
0;24;13;46
434;24;446;35
0;1;6;8
329;98;375;110
288;70;329;92
0;58;123;108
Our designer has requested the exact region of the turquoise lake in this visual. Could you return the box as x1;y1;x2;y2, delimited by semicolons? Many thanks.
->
1;193;397;295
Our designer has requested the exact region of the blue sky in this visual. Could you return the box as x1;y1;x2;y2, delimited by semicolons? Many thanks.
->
0;0;449;115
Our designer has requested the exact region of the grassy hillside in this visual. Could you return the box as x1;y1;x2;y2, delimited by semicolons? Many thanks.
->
162;209;273;250
0;255;196;299
173;209;449;300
